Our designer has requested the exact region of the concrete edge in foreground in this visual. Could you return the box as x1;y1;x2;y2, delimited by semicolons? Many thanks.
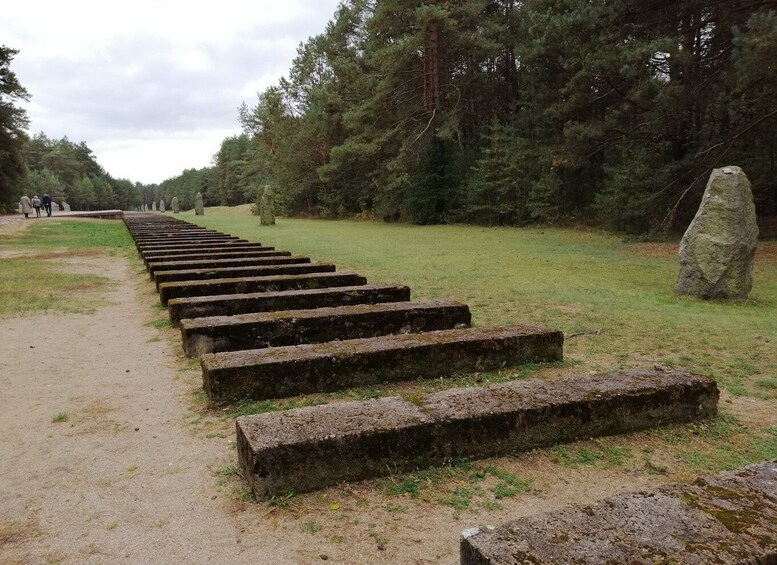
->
460;459;775;564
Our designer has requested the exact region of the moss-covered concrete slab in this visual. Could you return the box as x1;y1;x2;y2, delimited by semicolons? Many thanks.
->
153;262;334;289
461;459;774;564
138;240;260;253
143;249;288;266
147;256;311;277
203;325;563;401
159;271;368;304
235;369;717;500
181;299;471;356
168;284;411;326
135;235;241;249
141;244;274;260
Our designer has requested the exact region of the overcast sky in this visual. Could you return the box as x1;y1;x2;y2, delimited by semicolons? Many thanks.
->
2;0;343;184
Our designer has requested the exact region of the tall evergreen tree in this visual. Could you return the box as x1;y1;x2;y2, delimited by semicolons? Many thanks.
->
0;46;30;212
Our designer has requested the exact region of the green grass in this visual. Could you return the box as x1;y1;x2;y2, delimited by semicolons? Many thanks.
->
51;411;69;423
0;220;134;318
1;220;133;250
183;206;777;400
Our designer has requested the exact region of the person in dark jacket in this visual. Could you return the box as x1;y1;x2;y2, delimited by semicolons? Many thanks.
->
42;193;52;216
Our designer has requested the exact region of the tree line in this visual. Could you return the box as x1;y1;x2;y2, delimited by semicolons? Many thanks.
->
224;0;777;232
3;2;776;232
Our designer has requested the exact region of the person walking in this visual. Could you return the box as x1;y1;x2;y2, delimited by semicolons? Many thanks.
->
31;195;42;217
42;193;52;217
19;195;32;218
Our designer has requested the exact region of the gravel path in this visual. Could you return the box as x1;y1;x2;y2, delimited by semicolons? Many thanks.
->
0;253;262;564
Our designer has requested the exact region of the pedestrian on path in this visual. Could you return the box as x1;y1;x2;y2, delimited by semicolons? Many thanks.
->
42;193;52;217
31;196;42;217
19;195;32;218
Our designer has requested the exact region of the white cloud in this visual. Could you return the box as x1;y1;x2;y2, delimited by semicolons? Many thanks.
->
2;0;343;184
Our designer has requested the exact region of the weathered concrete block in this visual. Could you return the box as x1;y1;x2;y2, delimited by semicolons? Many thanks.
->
136;234;237;244
154;263;335;289
147;256;311;278
137;237;242;252
677;166;759;300
159;271;367;304
203;325;563;401
236;370;717;500
167;284;411;326
138;240;252;252
141;244;274;260
461;460;774;565
143;249;288;267
154;263;336;288
181;299;471;356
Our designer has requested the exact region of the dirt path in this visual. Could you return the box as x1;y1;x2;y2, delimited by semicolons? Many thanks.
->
0;251;261;564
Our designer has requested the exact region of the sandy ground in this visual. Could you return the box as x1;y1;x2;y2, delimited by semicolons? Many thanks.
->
2;221;774;564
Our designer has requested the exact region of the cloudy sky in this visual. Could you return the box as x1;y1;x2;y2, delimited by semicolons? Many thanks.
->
3;0;343;184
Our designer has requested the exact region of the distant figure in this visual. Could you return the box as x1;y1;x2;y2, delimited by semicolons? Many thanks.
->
19;195;32;218
42;193;52;216
31;195;42;217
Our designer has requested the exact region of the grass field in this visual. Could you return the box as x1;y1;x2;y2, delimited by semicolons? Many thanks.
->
0;220;132;317
182;206;777;402
3;211;776;497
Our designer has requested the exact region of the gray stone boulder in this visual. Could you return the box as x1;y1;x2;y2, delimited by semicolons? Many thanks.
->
676;166;758;300
259;185;275;225
152;201;157;212
195;192;204;216
171;197;180;214
160;199;166;212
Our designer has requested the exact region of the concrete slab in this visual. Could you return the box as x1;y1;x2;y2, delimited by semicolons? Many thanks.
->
147;256;311;278
202;325;563;401
167;284;411;326
143;250;286;266
235;370;718;500
180;299;471;355
141;244;275;260
461;460;775;564
159;271;368;304
154;263;335;289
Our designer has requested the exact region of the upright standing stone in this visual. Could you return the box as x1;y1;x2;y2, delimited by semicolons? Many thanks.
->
259;185;275;225
62;202;71;212
152;201;158;212
160;199;166;212
195;192;204;216
172;196;180;214
676;166;759;300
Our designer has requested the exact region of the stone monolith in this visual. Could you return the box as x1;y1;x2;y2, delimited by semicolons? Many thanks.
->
676;166;758;300
152;201;157;212
259;185;275;225
195;192;204;216
172;197;180;214
160;199;166;212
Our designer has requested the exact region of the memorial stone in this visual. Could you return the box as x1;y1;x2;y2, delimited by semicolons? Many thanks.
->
676;166;759;300
260;185;275;225
160;199;166;212
195;192;204;216
172;197;180;214
152;201;158;212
